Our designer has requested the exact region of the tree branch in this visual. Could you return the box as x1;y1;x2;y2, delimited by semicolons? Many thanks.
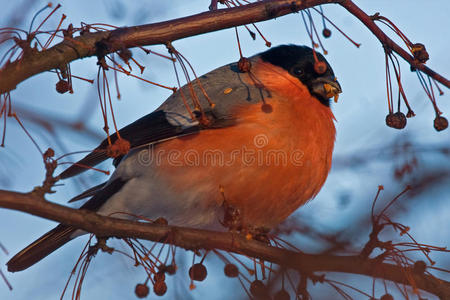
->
0;0;335;94
0;189;449;299
1;0;448;95
339;0;450;88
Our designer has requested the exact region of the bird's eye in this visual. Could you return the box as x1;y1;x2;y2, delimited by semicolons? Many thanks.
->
292;66;303;77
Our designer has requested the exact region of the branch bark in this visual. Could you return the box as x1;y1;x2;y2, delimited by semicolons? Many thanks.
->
0;0;448;94
340;0;450;88
0;189;449;299
0;0;335;94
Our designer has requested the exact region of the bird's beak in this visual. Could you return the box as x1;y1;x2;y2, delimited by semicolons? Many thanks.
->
310;77;342;103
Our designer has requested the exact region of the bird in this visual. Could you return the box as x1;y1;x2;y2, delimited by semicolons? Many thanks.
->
7;44;341;272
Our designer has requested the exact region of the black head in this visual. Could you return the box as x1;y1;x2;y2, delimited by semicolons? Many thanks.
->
259;45;341;106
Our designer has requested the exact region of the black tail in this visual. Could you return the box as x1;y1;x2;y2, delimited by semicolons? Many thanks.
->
7;179;128;272
7;224;76;272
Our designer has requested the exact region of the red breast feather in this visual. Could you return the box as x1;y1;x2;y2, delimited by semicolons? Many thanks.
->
155;59;336;229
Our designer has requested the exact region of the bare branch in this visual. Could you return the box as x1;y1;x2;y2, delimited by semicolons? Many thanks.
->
340;0;450;88
0;189;449;299
1;0;448;95
0;0;335;94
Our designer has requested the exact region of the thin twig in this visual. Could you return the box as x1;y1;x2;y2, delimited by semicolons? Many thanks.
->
0;189;449;299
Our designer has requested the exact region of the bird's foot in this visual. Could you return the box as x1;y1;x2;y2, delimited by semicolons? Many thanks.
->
220;201;243;232
219;199;270;244
242;226;271;245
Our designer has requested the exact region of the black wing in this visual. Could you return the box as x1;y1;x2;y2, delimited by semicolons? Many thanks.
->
59;110;199;179
68;181;107;203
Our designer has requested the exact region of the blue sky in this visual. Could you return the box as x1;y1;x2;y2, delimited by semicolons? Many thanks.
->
0;0;449;299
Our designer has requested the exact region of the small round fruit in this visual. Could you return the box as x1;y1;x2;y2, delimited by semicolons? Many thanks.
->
189;263;207;281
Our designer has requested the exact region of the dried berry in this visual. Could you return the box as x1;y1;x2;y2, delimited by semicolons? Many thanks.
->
154;272;165;282
380;294;394;300
44;148;55;158
434;116;448;131
385;112;407;129
322;28;331;38
189;263;207;281
413;260;427;274
314;61;327;75
411;43;429;63
165;264;177;275
224;263;239;278
238;57;252;73
135;283;149;298
56;80;70;94
153;280;167;296
250;280;268;299
159;263;177;275
274;289;290;300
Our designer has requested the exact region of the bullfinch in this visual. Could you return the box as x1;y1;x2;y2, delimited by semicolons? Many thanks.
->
7;44;342;272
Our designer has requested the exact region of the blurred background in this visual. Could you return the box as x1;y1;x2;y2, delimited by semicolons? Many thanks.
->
0;0;449;299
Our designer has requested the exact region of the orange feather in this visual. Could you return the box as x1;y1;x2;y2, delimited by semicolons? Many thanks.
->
153;59;336;229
